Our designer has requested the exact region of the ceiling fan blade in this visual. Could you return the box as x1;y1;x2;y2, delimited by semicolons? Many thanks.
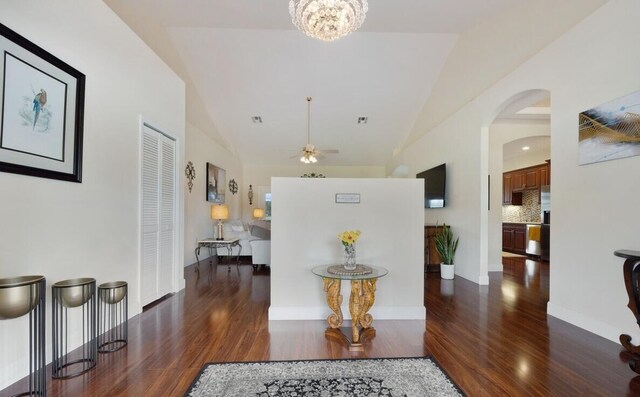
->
319;149;339;154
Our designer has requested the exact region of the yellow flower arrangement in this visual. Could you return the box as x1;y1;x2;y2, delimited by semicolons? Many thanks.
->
338;230;361;247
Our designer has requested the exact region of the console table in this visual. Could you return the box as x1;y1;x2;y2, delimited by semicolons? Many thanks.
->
195;238;240;275
615;249;640;373
311;264;388;351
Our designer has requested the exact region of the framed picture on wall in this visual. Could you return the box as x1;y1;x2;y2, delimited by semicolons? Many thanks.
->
0;23;85;182
206;162;226;203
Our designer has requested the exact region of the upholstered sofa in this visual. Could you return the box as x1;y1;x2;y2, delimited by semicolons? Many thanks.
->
216;220;270;267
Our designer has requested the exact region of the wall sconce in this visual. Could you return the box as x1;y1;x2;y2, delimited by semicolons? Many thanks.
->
211;204;229;240
185;161;196;193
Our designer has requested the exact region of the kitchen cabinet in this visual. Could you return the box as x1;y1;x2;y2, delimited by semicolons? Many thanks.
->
502;162;550;205
502;174;522;205
424;225;446;273
539;163;550;187
503;223;526;255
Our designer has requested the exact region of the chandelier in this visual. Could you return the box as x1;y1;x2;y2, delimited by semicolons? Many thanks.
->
289;0;369;42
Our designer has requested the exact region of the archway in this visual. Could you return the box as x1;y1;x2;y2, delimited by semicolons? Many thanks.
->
482;89;551;280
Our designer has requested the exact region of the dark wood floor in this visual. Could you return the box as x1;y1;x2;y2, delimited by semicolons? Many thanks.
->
3;257;639;396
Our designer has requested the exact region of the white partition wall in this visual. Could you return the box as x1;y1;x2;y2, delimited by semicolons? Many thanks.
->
269;177;425;321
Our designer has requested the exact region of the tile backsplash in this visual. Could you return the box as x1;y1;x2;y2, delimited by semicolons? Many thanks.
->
502;190;541;223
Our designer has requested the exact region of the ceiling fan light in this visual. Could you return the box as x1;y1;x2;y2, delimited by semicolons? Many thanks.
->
310;156;318;163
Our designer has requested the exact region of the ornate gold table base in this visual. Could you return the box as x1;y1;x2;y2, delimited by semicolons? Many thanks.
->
323;278;377;351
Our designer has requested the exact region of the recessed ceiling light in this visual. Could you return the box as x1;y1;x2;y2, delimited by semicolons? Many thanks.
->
251;116;263;124
522;146;530;151
357;116;368;124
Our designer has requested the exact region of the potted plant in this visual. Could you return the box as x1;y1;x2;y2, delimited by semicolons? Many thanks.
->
433;223;459;280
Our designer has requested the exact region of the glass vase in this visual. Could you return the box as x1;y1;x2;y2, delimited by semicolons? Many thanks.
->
343;244;356;270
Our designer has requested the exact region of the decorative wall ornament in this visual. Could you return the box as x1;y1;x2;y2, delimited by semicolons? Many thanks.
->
206;163;226;203
248;184;254;205
0;23;85;183
579;90;640;165
301;173;325;178
185;161;196;193
228;179;238;195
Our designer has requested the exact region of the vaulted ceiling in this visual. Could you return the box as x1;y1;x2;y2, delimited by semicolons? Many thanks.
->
104;0;575;166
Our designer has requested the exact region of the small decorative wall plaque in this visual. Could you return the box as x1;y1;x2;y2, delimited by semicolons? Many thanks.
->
248;184;254;205
335;193;360;204
185;161;196;193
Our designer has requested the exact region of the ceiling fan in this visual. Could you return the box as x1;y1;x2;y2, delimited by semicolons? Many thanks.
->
292;97;339;163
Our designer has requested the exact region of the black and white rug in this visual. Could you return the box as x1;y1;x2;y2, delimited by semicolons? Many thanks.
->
185;357;464;396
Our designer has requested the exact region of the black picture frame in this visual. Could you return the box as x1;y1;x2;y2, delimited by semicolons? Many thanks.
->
0;23;85;183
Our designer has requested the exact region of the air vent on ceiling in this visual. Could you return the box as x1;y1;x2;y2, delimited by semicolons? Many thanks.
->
251;116;263;124
357;116;368;124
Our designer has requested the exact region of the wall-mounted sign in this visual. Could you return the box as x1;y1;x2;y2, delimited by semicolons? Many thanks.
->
335;193;360;204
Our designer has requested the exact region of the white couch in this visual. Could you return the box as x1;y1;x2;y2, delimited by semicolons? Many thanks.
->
216;220;271;267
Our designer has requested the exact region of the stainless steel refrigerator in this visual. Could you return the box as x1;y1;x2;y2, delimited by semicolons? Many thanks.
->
540;185;550;261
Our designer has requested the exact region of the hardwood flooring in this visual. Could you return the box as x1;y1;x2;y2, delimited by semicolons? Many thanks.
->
2;257;638;396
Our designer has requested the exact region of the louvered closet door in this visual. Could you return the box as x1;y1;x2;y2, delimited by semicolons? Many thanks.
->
157;136;175;297
141;125;176;306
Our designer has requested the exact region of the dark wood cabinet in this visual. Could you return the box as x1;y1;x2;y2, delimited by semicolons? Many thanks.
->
502;162;550;205
525;169;538;189
503;223;526;255
539;165;550;187
503;174;512;204
511;171;525;191
425;225;446;272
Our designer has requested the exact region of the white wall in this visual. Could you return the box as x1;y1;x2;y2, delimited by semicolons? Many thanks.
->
269;178;424;321
242;164;385;220
0;1;185;389
388;0;640;343
488;122;550;270
184;122;243;266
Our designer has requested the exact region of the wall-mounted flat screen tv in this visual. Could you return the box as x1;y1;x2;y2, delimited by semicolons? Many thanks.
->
416;163;446;208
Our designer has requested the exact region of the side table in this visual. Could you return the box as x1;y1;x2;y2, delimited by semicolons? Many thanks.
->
311;264;388;351
195;238;241;275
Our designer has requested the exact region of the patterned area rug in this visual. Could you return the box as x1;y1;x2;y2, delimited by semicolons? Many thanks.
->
185;357;464;396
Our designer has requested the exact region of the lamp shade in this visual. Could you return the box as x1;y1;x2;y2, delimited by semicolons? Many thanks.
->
211;204;229;221
253;208;265;219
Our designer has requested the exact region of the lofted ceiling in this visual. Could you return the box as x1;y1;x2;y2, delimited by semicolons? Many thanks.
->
106;0;528;166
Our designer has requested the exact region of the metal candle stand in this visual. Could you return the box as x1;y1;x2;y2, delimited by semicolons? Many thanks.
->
0;276;46;396
98;281;128;352
52;278;97;379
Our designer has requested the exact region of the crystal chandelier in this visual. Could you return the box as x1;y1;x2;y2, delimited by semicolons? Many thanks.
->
289;0;369;42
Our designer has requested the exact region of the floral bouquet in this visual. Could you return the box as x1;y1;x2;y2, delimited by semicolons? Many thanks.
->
338;230;361;269
338;230;361;247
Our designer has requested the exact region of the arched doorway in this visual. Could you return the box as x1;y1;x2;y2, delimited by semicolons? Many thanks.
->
483;89;551;279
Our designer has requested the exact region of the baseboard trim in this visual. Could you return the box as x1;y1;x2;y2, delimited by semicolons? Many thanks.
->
269;306;426;321
547;301;626;344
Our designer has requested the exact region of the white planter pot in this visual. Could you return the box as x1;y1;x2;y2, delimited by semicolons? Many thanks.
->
440;263;455;280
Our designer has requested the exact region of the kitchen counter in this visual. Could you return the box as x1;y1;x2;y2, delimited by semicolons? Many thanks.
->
503;221;541;225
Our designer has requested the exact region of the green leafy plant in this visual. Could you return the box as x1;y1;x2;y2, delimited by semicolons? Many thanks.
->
433;223;459;265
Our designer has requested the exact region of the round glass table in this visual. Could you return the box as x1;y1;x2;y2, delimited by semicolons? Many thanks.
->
311;264;388;351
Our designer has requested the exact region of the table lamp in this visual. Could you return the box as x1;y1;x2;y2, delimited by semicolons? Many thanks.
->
253;208;265;219
211;204;229;240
